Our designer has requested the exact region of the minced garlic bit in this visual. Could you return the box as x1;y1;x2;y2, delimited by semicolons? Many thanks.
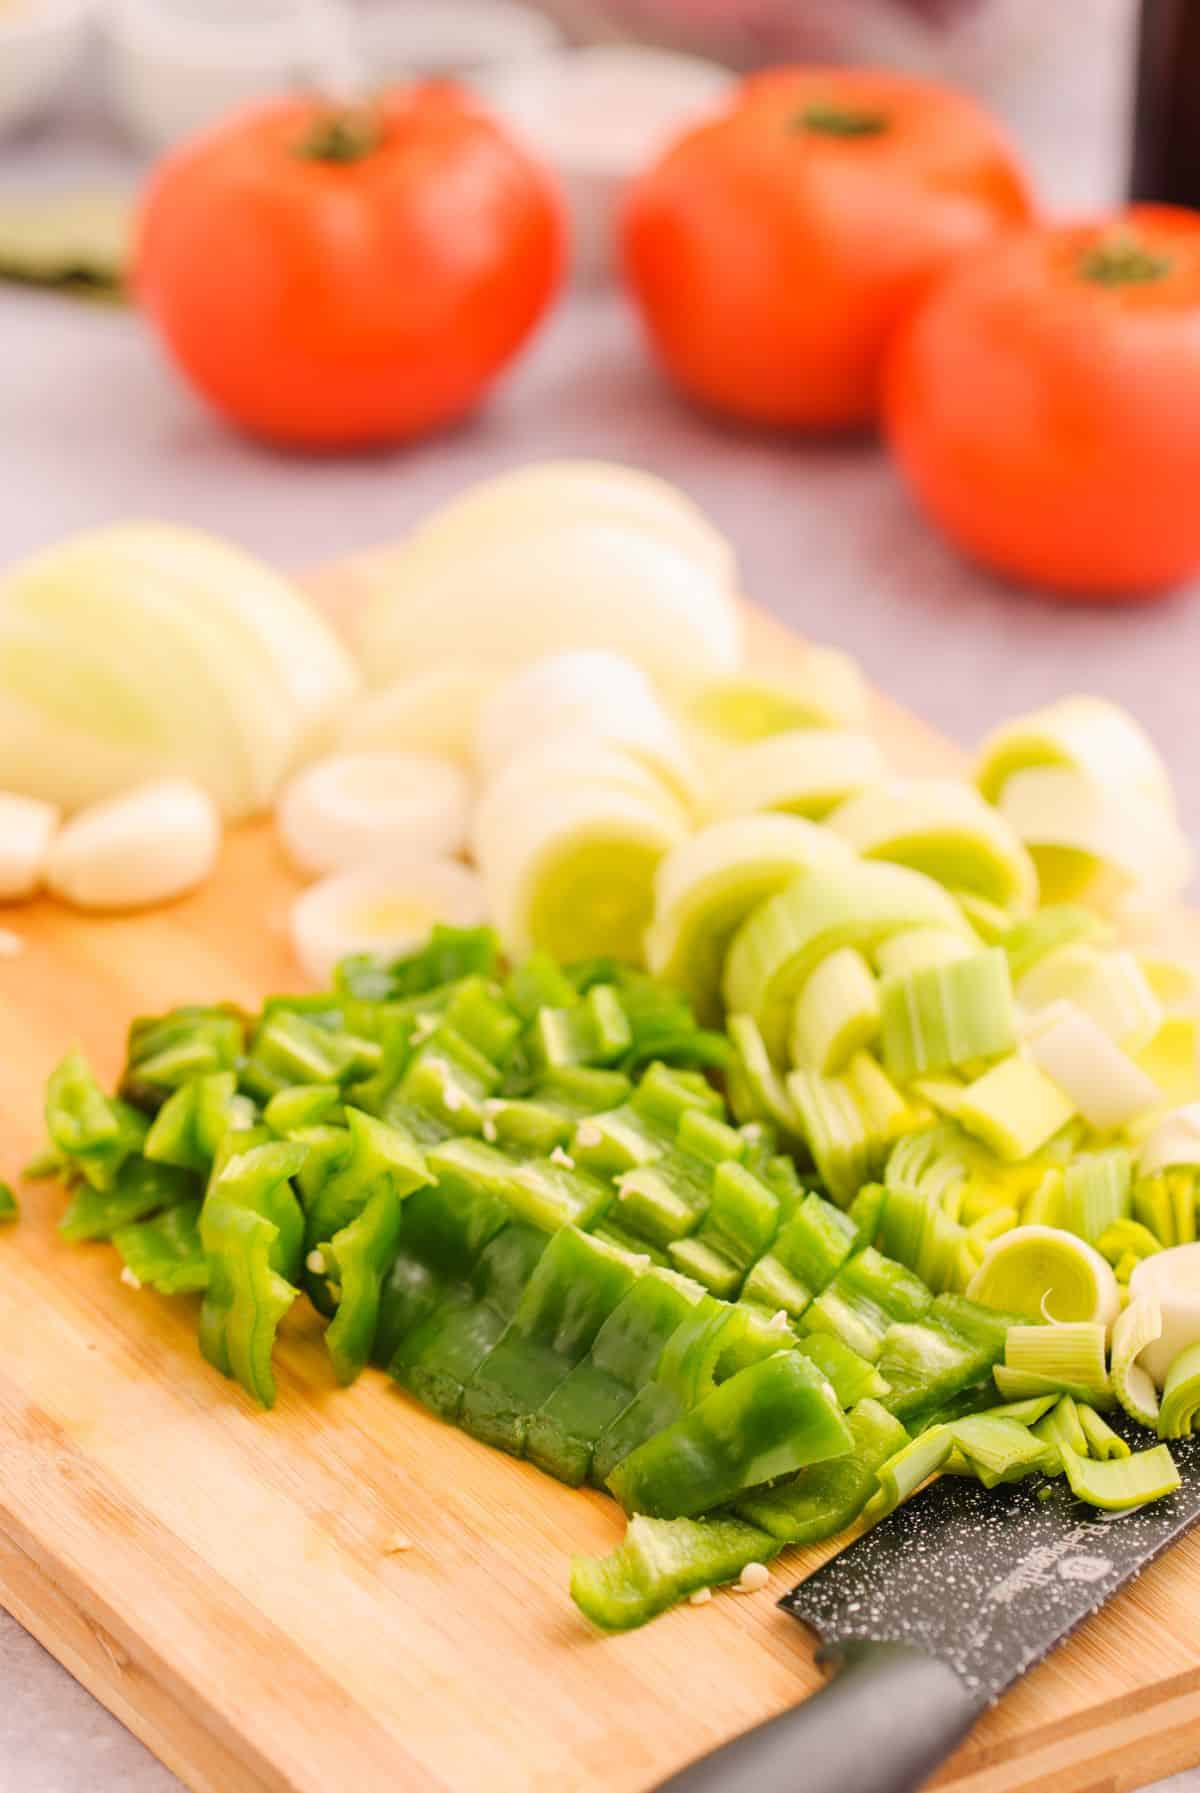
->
442;1081;463;1113
119;1266;142;1291
549;1145;575;1170
482;1118;498;1143
306;1248;326;1275
734;1562;770;1594
689;1586;713;1606
383;1531;413;1554
575;1121;603;1148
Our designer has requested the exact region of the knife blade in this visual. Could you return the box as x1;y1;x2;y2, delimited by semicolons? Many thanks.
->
657;1417;1200;1793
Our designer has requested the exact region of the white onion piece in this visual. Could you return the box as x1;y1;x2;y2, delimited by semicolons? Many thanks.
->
707;730;886;821
1139;1103;1200;1178
46;779;220;911
340;664;498;764
290;860;486;986
277;752;471;879
357;461;740;700
0;792;58;900
1130;1245;1200;1386
998;766;1193;909
1024;1000;1161;1133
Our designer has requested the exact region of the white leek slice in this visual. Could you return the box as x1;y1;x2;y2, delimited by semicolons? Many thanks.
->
289;860;485;986
1158;1341;1200;1438
0;792;58;900
357;461;740;700
789;947;880;1075
997;766;1192;910
687;647;867;741
827;779;1037;914
966;1224;1119;1328
976;695;1177;815
1137;954;1199;1013
1017;946;1162;1052
340;665;497;764
1111;1295;1162;1425
707;730;885;822
474;651;698;803
874;929;973;978
45;778;219;911
277;752;471;878
1130;1245;1200;1385
879;948;1015;1085
1025;1001;1160;1133
479;788;686;961
646;815;853;1023
1135;1018;1200;1109
472;735;688;868
1140;1104;1200;1179
955;1055;1076;1162
724;860;972;1059
0;524;357;819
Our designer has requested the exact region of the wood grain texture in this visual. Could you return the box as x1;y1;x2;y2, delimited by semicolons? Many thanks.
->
0;569;1198;1793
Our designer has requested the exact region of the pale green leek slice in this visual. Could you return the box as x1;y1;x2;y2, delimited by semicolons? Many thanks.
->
1077;1404;1131;1460
645;814;854;1021
724;861;972;1059
863;1426;954;1524
687;650;867;740
975;695;1177;813
975;1394;1059;1426
786;1068;872;1205
1139;1105;1200;1180
1004;905;1111;981
1158;1342;1200;1438
1018;946;1162;1053
966;1224;1118;1328
1004;1321;1111;1406
1060;1442;1179;1509
827;779;1037;913
950;1414;1057;1486
993;1365;1115;1407
955;1056;1076;1163
707;730;886;822
875;928;973;978
1061;1149;1132;1246
1024;1003;1159;1134
1135;1020;1200;1111
1031;1394;1088;1459
1110;1295;1162;1428
789;947;880;1075
953;891;1014;944
1129;1244;1200;1383
879;948;1015;1085
845;1052;912;1147
996;767;1191;911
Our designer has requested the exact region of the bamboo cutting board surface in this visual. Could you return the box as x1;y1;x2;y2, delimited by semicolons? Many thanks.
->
1;565;1199;1793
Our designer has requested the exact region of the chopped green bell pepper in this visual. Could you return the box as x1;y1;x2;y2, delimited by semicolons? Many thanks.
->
113;1198;207;1294
571;1513;777;1632
737;1397;909;1543
323;1185;405;1384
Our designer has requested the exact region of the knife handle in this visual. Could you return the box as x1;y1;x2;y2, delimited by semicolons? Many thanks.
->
653;1638;987;1793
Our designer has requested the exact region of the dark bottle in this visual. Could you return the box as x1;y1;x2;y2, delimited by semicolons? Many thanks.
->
1131;0;1200;203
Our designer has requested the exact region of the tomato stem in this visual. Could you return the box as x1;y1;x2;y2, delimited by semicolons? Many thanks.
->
792;104;888;138
1079;235;1173;286
295;108;382;164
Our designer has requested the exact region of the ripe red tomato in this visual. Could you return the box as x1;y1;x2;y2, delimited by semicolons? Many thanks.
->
137;86;566;449
621;67;1033;431
885;207;1200;598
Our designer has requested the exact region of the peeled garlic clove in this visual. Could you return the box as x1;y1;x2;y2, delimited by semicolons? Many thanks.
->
0;793;59;900
47;779;220;910
277;751;471;879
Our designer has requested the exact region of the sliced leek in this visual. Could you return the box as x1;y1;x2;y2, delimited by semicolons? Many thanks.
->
472;735;688;869
828;780;1037;913
879;948;1015;1084
1060;1442;1179;1510
724;861;972;1060
707;730;886;822
1158;1342;1200;1438
955;1056;1076;1163
645;815;853;1023
1111;1294;1163;1426
1129;1245;1200;1385
966;1225;1119;1328
289;860;486;986
1017;946;1162;1052
976;695;1177;814
1140;1105;1200;1179
1076;1404;1131;1461
996;766;1192;911
276;751;471;878
789;948;880;1074
1004;1321;1111;1405
687;648;868;740
1061;1149;1132;1246
875;929;973;978
340;664;496;764
786;1067;873;1204
1024;1002;1160;1133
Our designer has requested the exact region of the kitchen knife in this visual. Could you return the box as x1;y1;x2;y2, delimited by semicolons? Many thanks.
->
658;1417;1200;1793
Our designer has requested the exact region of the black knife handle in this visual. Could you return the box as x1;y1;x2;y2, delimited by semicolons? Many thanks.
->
654;1638;987;1793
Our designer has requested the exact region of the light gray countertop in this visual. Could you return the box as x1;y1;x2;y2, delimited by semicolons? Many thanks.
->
1;4;1199;1790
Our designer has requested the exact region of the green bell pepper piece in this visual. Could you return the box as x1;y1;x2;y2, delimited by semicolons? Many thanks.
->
199;1198;298;1408
571;1513;778;1632
531;985;633;1070
795;1333;889;1407
264;1083;343;1135
0;1181;18;1225
631;1061;725;1130
301;1108;429;1250
526;1268;705;1485
210;1140;307;1281
372;1172;512;1369
800;1247;933;1362
425;1138;610;1234
121;1004;245;1108
459;1229;642;1454
59;1154;199;1242
607;1351;853;1519
742;1190;857;1315
113;1198;207;1294
323;1185;405;1384
334;924;500;1002
144;1071;255;1174
737;1397;910;1543
45;1050;149;1192
505;951;579;1019
876;1293;1019;1425
396;1026;503;1134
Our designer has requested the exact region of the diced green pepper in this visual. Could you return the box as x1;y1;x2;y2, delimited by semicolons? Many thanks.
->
801;1247;933;1362
323;1185;405;1385
571;1513;777;1632
121;1005;245;1108
113;1199;207;1294
144;1071;255;1174
46;1050;149;1192
199;1195;299;1409
0;1181;18;1225
334;924;500;1002
59;1154;199;1242
737;1397;909;1543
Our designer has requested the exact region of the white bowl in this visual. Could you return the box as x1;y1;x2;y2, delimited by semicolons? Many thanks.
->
0;0;90;137
105;0;348;152
482;45;734;283
355;0;561;82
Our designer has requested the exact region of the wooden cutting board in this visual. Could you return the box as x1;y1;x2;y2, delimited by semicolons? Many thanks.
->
1;564;1198;1793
